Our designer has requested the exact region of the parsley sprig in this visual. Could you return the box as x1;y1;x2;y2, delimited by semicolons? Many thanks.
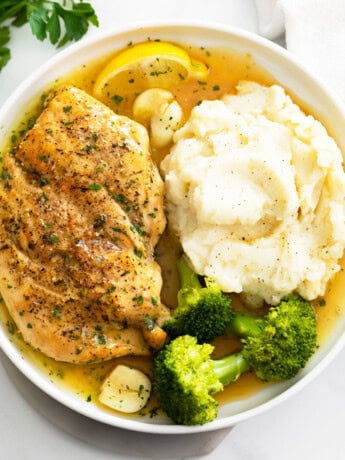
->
0;0;99;72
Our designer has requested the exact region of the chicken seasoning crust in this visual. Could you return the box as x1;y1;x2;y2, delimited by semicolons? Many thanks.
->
0;85;170;363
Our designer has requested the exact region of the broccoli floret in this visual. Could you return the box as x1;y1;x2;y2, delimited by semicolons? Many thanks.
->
153;335;252;425
230;294;318;381
154;296;317;425
163;258;233;342
153;335;223;425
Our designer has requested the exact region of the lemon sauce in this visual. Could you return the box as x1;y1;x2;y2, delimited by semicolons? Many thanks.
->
1;42;345;419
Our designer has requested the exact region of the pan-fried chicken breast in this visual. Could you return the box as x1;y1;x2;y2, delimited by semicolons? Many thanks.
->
0;86;169;363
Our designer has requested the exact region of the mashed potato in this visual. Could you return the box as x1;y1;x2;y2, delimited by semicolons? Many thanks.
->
161;81;345;306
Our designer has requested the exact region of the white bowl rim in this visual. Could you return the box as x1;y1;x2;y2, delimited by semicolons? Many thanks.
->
1;19;345;435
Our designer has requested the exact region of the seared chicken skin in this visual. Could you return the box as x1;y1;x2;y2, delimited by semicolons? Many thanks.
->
0;86;169;363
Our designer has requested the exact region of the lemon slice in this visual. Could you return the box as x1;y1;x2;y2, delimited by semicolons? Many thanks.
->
93;41;208;99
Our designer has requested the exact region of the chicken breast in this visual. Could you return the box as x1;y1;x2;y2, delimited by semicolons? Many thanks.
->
0;86;169;363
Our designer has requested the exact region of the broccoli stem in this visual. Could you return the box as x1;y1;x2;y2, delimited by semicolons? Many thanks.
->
210;312;264;386
210;312;267;386
212;352;250;386
177;257;202;291
226;311;264;338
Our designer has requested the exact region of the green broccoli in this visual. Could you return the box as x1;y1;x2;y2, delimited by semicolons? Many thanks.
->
154;296;317;425
153;335;252;425
163;257;233;342
228;294;318;381
153;335;223;425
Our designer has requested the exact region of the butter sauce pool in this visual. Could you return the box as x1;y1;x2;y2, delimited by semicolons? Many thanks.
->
0;42;344;421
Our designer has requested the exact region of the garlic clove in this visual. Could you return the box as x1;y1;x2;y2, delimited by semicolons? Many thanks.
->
99;364;151;413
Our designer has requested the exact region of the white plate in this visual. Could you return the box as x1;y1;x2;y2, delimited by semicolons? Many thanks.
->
1;21;345;435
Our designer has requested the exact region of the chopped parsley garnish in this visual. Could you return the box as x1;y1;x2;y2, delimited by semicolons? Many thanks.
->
112;227;126;234
132;223;146;237
89;183;102;190
149;406;159;418
50;233;58;244
39;155;49;162
134;248;143;258
94;333;107;345
6;320;16;335
138;384;144;397
112;193;127;205
112;94;123;105
133;295;144;306
56;368;64;379
52;307;61;319
2;169;12;181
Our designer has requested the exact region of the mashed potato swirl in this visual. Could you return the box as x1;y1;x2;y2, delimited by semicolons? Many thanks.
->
161;81;345;306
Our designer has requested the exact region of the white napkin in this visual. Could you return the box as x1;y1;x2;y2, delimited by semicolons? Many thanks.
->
254;0;345;102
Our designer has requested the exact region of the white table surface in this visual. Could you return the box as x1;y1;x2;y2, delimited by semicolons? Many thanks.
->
1;1;345;459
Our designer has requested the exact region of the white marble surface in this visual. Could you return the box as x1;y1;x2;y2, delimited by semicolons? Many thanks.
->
1;1;345;459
